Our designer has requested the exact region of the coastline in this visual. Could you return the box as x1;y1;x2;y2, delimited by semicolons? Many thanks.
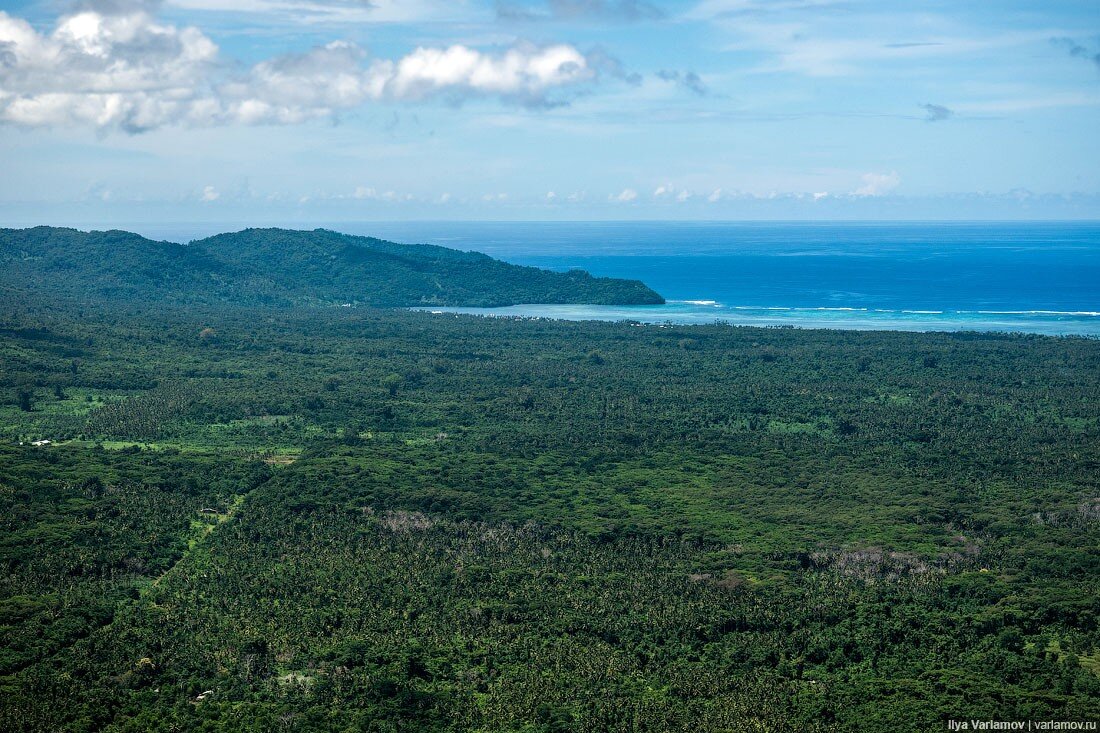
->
413;302;1100;336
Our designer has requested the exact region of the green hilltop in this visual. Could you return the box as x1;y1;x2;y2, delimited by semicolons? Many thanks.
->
0;226;664;308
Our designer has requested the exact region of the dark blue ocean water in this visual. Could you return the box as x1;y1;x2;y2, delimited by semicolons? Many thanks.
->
148;221;1100;334
361;221;1100;335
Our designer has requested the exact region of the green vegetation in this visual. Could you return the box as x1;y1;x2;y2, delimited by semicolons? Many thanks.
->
1;280;1098;730
0;226;663;307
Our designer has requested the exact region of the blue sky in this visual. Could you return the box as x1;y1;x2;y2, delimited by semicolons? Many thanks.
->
0;0;1098;224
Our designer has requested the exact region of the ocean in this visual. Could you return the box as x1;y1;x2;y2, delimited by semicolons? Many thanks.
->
151;221;1100;335
365;221;1100;336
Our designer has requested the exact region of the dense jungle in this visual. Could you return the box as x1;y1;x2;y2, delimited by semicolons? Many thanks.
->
0;229;1098;731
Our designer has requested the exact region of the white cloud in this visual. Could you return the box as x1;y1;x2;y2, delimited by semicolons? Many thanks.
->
654;184;692;201
0;8;603;132
545;191;557;200
853;171;900;197
200;184;219;201
611;188;638;202
0;9;219;131
707;188;723;202
382;43;593;102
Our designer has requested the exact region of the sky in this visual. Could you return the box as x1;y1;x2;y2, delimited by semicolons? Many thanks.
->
0;0;1098;224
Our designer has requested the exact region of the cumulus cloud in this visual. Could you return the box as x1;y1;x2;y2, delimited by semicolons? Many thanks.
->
920;103;953;122
611;188;638;202
853;171;900;197
497;0;663;23
0;7;604;132
653;184;692;201
381;43;594;104
200;184;219;201
0;9;219;131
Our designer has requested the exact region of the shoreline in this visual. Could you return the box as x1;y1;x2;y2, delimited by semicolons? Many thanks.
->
412;303;1100;337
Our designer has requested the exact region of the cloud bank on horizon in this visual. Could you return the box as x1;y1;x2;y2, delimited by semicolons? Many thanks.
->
0;0;1098;220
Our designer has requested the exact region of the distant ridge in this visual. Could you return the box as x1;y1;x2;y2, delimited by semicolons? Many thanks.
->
0;226;664;308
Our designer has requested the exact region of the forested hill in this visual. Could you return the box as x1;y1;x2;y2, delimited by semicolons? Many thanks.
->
0;226;664;307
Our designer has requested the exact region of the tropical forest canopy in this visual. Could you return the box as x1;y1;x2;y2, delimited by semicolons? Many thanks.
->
0;230;1097;731
0;227;663;308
